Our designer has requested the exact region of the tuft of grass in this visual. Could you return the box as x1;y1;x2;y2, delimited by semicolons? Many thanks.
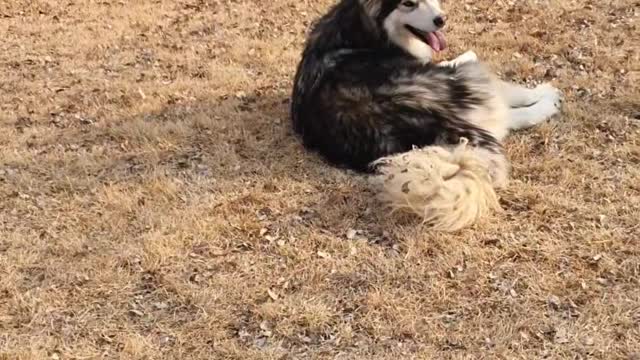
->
1;0;638;358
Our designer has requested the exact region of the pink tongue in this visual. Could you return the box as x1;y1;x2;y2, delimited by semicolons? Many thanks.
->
426;31;447;52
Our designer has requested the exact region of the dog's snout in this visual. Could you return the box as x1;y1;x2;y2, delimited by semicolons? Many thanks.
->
433;15;445;28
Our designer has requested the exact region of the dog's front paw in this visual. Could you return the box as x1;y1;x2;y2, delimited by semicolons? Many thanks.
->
457;50;478;63
438;50;479;68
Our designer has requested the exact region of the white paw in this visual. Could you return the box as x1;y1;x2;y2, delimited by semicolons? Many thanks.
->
457;50;478;63
537;92;563;119
438;50;479;68
508;84;564;130
533;83;564;110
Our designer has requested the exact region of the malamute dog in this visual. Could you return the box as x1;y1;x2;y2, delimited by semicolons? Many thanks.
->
290;0;563;231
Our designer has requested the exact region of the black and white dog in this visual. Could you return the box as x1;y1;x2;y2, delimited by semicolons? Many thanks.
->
290;0;563;231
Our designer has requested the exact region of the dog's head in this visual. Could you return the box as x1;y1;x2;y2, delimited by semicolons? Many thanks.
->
360;0;447;61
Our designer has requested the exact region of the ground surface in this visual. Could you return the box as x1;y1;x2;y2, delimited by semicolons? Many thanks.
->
1;0;639;359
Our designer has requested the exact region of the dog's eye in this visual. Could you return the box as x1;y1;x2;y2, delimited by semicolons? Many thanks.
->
401;0;418;8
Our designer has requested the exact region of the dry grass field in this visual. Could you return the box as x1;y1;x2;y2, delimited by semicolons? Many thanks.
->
1;0;639;358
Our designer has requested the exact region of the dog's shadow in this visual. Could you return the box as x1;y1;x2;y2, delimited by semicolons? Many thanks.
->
85;87;414;246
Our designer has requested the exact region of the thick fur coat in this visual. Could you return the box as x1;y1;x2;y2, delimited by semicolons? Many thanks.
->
290;0;562;230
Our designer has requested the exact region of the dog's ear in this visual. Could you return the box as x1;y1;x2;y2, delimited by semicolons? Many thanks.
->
359;0;382;18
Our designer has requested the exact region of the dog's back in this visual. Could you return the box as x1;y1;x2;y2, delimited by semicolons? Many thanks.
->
289;0;511;231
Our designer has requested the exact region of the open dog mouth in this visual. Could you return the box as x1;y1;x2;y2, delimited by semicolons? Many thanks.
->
405;25;447;52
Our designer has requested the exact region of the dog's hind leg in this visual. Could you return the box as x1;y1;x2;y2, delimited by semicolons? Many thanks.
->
443;54;563;111
507;87;563;130
498;81;562;109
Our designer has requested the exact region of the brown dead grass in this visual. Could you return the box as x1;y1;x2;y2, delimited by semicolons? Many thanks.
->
1;0;639;359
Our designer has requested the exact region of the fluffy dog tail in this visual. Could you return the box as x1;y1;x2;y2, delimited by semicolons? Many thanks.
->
370;138;509;232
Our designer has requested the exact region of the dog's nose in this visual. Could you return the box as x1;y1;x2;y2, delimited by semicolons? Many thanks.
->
433;15;445;28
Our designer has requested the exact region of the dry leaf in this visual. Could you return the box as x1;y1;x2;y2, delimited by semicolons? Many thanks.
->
265;234;278;241
211;249;226;257
554;327;569;344
254;337;267;348
129;309;144;317
153;302;169;310
267;288;279;300
548;295;561;310
259;320;273;337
